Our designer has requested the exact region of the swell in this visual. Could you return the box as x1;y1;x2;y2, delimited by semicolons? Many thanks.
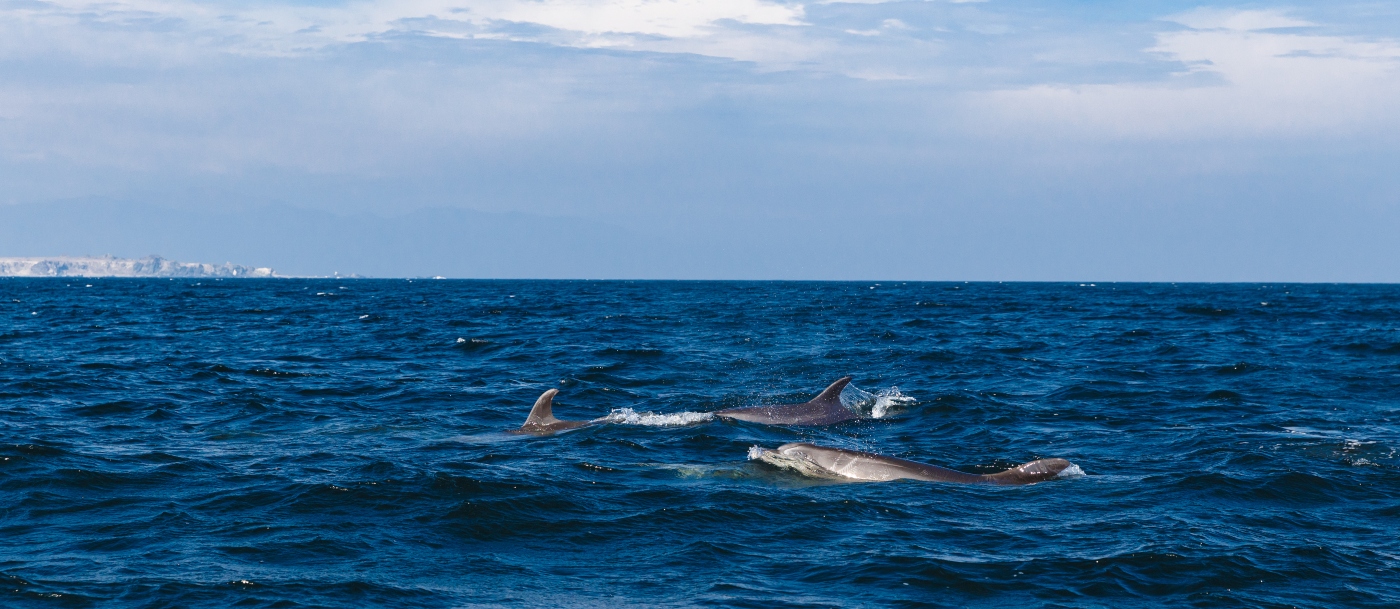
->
2;280;1398;607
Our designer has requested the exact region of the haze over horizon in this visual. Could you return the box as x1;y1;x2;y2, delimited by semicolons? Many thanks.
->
3;1;1398;280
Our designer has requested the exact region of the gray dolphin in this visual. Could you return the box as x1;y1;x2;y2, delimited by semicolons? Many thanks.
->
715;377;858;425
515;389;593;435
751;442;1077;485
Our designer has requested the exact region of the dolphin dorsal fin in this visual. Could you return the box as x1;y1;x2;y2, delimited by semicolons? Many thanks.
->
810;376;853;405
524;389;561;427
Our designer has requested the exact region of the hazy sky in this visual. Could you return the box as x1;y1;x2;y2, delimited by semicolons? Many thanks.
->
2;1;1399;279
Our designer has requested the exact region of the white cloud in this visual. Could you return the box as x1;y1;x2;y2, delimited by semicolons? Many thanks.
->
6;0;1400;182
1167;8;1312;32
0;0;804;59
844;18;905;36
973;10;1400;139
484;0;804;37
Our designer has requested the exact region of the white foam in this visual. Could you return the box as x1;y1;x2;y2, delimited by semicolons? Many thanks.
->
1057;463;1086;479
841;383;918;419
598;408;714;426
1282;426;1341;438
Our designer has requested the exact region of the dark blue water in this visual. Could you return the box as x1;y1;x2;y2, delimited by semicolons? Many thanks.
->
2;279;1398;607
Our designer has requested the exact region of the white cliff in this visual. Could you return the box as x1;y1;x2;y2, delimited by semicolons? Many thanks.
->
0;255;275;278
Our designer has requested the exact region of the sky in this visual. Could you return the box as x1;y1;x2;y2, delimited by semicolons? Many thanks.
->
1;0;1399;279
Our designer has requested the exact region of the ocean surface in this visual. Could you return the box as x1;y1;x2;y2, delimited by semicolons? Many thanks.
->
2;279;1398;608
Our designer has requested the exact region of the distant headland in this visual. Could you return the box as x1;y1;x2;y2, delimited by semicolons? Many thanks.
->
0;256;275;278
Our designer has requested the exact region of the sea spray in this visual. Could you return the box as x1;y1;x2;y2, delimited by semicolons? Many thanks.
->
747;446;846;480
598;408;714;426
1056;463;1087;479
841;383;917;419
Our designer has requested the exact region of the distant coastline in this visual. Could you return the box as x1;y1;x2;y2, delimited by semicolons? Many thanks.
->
0;255;275;278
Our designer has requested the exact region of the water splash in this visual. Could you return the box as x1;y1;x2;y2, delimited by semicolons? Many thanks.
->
841;383;917;419
1057;463;1087;479
746;445;844;480
598;408;714;426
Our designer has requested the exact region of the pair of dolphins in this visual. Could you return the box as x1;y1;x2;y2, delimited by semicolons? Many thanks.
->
516;376;1075;486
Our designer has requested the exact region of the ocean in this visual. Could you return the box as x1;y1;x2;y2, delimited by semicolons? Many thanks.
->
2;279;1397;607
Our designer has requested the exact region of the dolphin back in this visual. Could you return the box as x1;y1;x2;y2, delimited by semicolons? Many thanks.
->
982;458;1075;485
517;389;592;434
752;442;1077;486
715;376;858;426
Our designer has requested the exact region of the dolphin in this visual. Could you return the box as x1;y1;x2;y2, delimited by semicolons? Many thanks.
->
515;389;593;435
750;442;1077;485
715;377;859;425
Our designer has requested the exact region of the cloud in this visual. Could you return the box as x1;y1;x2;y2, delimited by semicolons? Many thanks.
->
4;2;1400;279
8;2;1400;183
2;0;804;58
0;0;1188;80
972;10;1400;139
1168;8;1313;32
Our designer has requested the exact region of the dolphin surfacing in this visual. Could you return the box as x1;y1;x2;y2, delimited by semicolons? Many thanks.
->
715;377;858;426
515;389;593;435
751;442;1076;485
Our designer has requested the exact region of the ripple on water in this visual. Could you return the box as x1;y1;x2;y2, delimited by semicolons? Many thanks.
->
1;280;1397;607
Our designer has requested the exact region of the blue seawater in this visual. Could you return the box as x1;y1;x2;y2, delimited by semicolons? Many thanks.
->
2;279;1398;608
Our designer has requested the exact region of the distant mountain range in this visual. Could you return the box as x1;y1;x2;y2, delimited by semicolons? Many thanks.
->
0;255;275;278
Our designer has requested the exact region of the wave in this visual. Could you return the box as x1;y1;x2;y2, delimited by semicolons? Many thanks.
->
841;383;917;419
597;408;714;426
